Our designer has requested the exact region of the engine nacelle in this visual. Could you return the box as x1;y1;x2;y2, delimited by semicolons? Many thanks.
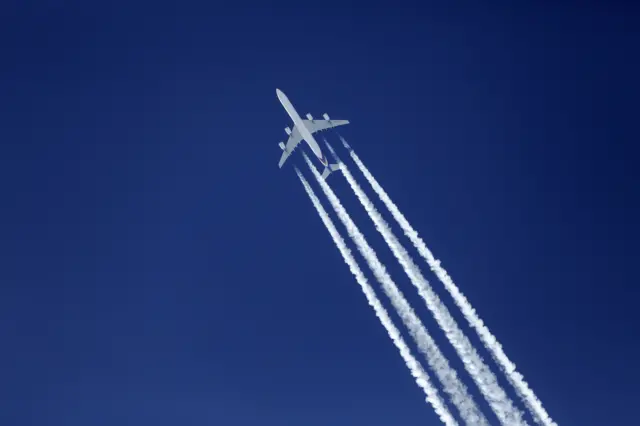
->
322;113;330;120
278;142;286;151
285;127;291;135
306;113;313;120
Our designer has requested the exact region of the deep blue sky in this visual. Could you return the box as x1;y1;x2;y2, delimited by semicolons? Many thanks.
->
1;1;638;425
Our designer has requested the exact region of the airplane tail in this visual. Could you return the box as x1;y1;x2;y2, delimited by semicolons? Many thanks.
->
321;163;341;180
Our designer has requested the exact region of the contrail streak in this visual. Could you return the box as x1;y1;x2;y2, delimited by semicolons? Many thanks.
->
322;144;527;426
340;137;556;426
302;154;487;426
295;168;457;426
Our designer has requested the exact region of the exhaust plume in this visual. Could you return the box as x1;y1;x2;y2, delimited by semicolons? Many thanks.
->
295;168;457;426
303;154;488;426
323;144;526;426
341;137;556;426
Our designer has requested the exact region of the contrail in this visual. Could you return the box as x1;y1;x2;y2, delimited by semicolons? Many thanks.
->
302;154;488;426
340;137;556;426
295;168;457;426
323;143;527;426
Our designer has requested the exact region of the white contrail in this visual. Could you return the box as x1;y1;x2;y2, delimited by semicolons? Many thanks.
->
341;137;556;426
302;155;488;426
321;144;527;426
295;169;457;426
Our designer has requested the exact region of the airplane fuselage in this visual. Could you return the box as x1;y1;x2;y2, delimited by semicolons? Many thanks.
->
276;89;328;166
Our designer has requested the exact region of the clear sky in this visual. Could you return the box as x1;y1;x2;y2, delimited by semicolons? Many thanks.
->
1;1;638;425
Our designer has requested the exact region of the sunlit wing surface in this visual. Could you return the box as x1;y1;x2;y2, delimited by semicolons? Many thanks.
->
278;126;302;168
302;119;350;134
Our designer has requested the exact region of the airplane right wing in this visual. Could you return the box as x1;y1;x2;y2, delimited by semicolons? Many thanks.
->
278;126;303;168
302;119;350;134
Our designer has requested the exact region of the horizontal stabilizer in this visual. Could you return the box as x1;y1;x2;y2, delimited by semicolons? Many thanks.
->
321;163;341;180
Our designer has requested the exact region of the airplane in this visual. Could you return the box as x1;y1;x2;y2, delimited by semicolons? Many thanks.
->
276;88;349;179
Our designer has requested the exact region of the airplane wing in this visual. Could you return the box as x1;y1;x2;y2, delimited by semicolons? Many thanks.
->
278;119;349;168
278;126;303;168
302;119;350;134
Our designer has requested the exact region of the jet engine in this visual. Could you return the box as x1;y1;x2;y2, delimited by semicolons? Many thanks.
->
285;127;291;135
306;113;313;120
278;142;286;151
322;113;330;120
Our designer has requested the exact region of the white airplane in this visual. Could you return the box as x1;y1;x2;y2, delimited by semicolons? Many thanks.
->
276;88;349;179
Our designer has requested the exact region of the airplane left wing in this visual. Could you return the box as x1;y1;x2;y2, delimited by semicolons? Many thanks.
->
302;119;350;134
278;126;303;168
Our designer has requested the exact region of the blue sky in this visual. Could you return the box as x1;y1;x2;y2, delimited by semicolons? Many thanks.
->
1;1;638;425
